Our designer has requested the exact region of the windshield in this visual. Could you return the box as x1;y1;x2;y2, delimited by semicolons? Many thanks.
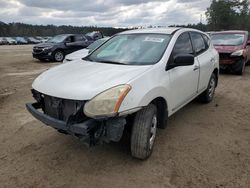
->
211;33;245;46
84;34;171;65
48;35;67;43
87;38;107;50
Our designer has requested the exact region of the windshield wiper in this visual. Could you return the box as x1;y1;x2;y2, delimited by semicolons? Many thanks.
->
97;60;126;65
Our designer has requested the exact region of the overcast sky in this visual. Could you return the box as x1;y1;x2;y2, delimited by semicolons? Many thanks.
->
0;0;211;27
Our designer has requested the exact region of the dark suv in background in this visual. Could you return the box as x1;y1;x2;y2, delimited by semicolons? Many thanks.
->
32;34;95;62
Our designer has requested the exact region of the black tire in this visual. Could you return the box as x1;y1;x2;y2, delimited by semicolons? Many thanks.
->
131;104;157;160
199;73;216;103
53;50;64;62
233;59;246;75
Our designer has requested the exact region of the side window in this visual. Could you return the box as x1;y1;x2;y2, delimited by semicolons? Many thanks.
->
202;34;210;48
172;32;193;58
190;32;207;55
65;37;72;43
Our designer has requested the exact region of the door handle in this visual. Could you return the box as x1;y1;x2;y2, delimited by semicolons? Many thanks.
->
193;65;200;71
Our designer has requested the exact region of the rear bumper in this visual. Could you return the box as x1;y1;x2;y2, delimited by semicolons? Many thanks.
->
26;102;99;136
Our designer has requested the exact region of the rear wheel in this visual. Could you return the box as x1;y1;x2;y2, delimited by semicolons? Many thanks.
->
53;50;64;62
131;104;157;160
199;73;216;103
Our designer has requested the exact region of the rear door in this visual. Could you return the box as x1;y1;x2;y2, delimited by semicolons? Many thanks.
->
190;32;214;92
168;32;200;112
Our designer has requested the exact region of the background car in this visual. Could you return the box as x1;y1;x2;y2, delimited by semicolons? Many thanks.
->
211;30;250;75
27;37;40;44
35;36;49;43
0;37;8;45
85;31;104;41
32;34;95;62
63;37;110;63
5;37;17;45
15;37;28;44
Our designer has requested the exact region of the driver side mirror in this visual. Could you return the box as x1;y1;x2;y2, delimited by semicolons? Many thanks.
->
247;40;250;46
167;54;194;70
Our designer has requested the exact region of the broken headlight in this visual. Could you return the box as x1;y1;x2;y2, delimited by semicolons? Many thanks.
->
84;85;131;118
231;49;244;57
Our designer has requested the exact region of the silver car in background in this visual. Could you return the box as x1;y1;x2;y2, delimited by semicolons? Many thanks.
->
63;37;110;63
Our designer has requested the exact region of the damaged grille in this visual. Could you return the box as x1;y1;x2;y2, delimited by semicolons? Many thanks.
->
32;90;88;124
219;53;231;60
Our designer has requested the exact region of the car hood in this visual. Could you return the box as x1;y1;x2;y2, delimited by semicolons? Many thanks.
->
214;45;244;53
66;49;89;60
34;42;56;48
32;60;151;100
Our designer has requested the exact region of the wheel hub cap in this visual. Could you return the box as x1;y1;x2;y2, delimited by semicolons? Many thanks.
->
55;52;63;61
149;115;157;150
208;78;215;98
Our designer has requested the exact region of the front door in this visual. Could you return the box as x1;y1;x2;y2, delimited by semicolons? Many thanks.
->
168;32;200;112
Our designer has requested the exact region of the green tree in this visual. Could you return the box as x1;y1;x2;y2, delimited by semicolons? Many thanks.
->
206;0;250;31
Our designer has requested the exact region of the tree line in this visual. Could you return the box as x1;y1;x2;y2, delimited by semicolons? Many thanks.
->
0;22;128;37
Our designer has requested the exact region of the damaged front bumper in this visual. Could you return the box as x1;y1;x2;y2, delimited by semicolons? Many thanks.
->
26;101;126;146
219;53;245;65
26;102;98;136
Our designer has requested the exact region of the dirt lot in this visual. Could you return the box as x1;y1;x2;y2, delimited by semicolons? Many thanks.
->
0;45;250;188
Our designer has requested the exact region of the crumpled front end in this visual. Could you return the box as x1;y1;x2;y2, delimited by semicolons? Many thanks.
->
219;53;242;65
26;89;126;146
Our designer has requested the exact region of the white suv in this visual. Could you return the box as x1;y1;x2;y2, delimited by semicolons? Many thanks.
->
26;28;219;159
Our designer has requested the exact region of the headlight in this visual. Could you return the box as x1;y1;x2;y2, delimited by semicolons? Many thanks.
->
231;50;244;57
84;85;131;118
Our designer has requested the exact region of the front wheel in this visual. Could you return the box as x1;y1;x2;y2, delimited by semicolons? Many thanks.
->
53;50;65;62
199;73;216;103
233;59;246;75
131;104;157;160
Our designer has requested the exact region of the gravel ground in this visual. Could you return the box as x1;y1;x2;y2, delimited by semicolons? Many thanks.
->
0;45;250;188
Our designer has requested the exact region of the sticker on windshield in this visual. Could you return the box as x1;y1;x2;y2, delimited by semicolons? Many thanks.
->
144;37;165;43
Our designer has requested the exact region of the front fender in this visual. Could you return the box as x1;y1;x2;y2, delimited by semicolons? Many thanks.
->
119;86;170;114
